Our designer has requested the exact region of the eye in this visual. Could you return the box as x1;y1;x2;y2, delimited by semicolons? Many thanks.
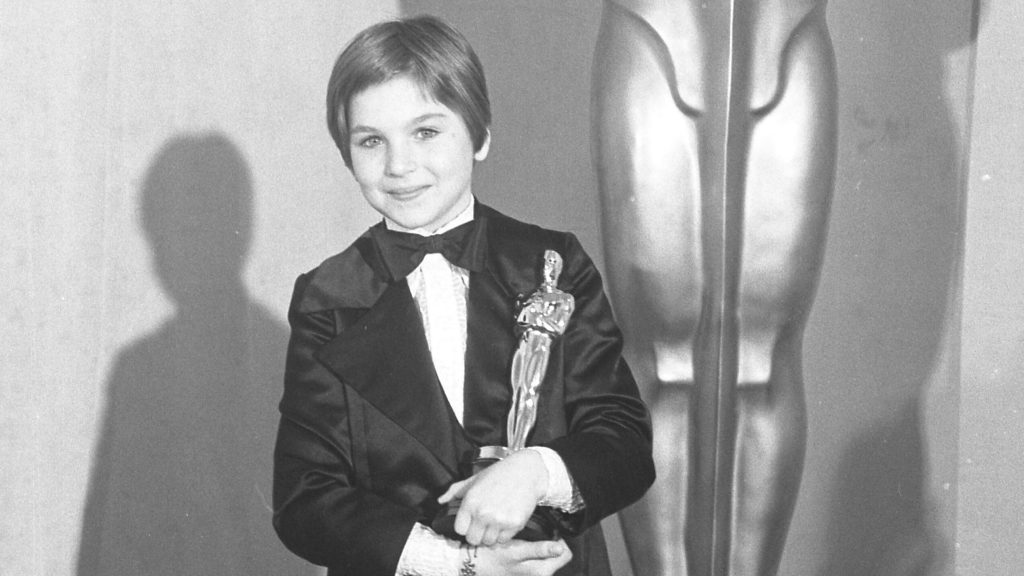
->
415;127;440;140
356;135;383;149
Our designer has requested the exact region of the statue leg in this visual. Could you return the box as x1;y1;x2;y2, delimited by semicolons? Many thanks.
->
729;15;837;575
730;339;807;575
593;7;703;576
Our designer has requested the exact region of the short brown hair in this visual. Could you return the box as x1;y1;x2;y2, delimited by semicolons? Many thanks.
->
326;15;492;169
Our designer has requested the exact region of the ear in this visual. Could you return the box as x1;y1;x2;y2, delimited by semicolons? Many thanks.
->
473;129;491;162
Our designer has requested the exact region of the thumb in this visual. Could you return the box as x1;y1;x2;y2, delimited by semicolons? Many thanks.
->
516;539;567;560
437;477;472;504
540;540;567;558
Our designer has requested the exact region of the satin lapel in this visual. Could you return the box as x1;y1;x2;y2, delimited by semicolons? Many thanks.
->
314;281;462;475
462;267;519;447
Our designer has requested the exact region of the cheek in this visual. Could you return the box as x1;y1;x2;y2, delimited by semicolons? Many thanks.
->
350;155;380;187
435;143;475;179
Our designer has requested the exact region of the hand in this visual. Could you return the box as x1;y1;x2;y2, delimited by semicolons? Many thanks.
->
437;449;548;546
474;539;572;576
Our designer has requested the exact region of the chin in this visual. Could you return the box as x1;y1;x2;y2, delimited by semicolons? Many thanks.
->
384;209;438;231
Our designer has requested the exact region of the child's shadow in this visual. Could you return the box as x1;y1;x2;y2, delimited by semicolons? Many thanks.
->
77;133;316;575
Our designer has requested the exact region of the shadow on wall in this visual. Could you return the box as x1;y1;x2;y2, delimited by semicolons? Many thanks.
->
77;134;317;575
816;402;944;576
810;0;981;574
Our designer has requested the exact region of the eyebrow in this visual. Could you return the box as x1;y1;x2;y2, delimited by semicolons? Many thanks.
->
349;112;451;136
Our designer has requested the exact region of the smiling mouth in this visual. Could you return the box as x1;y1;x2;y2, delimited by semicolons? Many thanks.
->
386;185;429;198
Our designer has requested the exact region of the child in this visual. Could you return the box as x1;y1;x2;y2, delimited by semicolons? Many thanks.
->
272;15;654;576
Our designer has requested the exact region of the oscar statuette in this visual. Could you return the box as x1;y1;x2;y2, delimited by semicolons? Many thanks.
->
433;250;575;542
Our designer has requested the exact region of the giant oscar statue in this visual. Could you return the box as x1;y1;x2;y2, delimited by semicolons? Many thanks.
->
591;1;837;575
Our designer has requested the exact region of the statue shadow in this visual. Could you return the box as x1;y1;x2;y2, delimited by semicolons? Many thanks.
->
814;402;943;575
76;133;318;575
807;0;983;574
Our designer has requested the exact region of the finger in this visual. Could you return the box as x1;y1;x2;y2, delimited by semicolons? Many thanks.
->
512;539;565;561
437;478;472;504
495;528;517;545
453;504;473;537
548;543;573;570
544;539;570;559
463;521;486;547
479;525;502;547
544;540;567;558
556;541;573;564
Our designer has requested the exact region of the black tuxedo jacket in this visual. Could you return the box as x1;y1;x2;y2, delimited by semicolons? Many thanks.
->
273;204;654;575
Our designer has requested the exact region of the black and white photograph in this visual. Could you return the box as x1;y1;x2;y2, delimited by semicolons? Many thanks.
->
1;1;1018;575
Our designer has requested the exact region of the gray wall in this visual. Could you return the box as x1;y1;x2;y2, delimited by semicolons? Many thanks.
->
956;0;1024;572
3;1;1020;574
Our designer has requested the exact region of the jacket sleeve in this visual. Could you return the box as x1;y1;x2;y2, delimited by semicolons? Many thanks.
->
272;273;418;575
540;233;656;531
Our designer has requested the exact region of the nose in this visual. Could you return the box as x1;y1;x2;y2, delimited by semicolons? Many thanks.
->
385;141;416;176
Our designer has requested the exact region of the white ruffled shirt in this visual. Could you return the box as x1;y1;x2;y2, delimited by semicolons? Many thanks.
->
386;200;582;576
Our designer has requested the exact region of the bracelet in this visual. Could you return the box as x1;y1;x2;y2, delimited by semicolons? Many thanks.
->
459;543;478;576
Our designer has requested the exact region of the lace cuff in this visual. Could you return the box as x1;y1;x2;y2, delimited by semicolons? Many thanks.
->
395;522;461;576
527;446;585;513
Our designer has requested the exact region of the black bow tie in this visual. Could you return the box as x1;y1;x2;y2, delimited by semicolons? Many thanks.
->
370;220;481;281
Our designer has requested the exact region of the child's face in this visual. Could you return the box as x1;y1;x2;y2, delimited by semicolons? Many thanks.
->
347;75;489;232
